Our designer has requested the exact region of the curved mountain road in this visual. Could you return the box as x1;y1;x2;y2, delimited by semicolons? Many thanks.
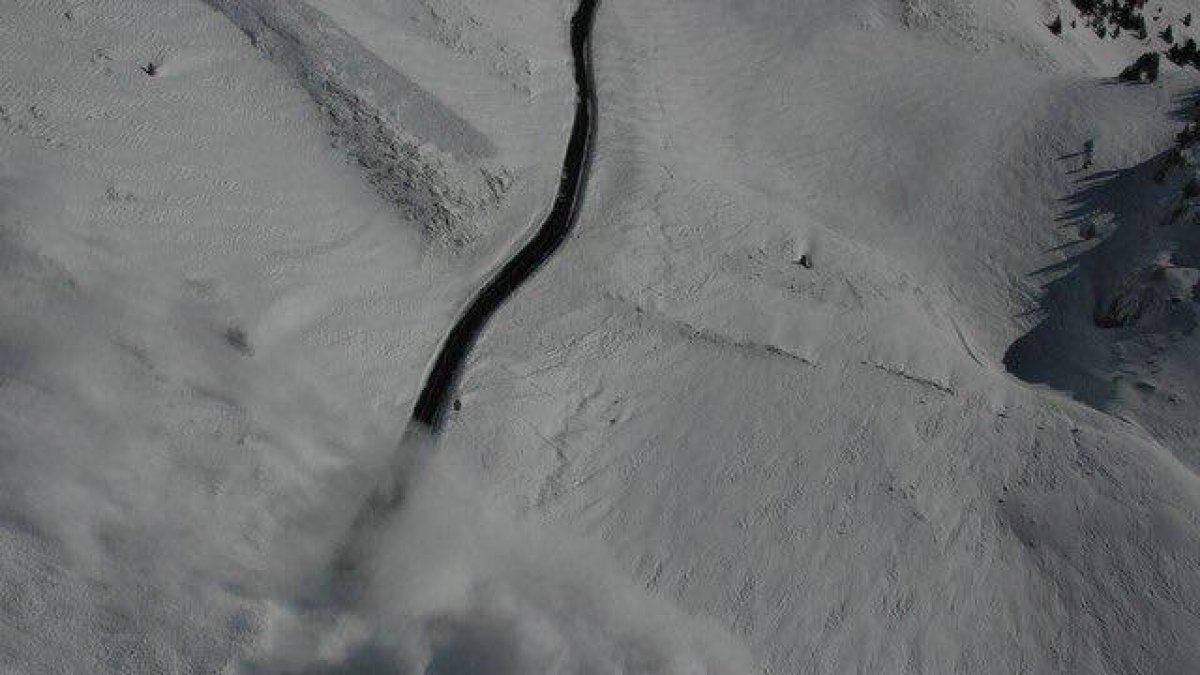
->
411;0;601;429
334;0;601;571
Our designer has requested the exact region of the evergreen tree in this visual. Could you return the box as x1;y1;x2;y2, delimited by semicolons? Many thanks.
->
1118;52;1160;83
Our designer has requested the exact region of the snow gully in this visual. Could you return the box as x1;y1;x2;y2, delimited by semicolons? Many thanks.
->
410;0;600;429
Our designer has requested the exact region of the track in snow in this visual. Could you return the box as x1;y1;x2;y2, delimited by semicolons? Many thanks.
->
411;0;600;429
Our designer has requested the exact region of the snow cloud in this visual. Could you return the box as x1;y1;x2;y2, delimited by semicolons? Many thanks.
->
233;437;755;675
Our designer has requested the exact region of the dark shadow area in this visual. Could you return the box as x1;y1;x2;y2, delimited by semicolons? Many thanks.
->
1004;89;1200;413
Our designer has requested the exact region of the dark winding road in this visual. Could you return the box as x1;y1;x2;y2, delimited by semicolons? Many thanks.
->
411;0;600;429
333;1;600;570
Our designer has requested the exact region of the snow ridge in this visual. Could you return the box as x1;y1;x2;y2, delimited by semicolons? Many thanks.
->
410;0;537;92
204;0;513;245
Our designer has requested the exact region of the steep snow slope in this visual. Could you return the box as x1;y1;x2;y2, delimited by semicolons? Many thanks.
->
435;1;1200;673
3;0;1200;673
0;1;458;670
202;0;577;249
0;0;757;672
0;0;590;672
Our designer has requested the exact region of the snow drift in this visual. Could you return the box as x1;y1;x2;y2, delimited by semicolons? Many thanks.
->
203;0;514;246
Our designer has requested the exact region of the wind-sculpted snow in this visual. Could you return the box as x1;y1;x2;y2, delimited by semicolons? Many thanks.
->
205;0;514;245
203;0;491;158
335;0;537;92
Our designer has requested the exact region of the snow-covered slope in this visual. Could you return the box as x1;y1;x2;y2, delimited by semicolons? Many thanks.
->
437;1;1200;673
200;0;577;249
0;0;576;671
2;0;1200;673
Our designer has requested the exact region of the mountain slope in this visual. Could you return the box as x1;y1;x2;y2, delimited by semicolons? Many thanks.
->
437;1;1200;673
1;0;1199;673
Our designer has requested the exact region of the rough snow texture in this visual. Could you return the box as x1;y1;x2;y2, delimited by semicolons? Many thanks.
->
1006;96;1200;471
438;1;1200;674
4;0;1200;674
404;0;539;89
204;0;514;246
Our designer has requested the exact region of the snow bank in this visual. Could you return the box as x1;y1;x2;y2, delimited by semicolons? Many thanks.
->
204;0;514;245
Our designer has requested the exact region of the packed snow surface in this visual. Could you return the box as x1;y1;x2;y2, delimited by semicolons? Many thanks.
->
2;0;1200;673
